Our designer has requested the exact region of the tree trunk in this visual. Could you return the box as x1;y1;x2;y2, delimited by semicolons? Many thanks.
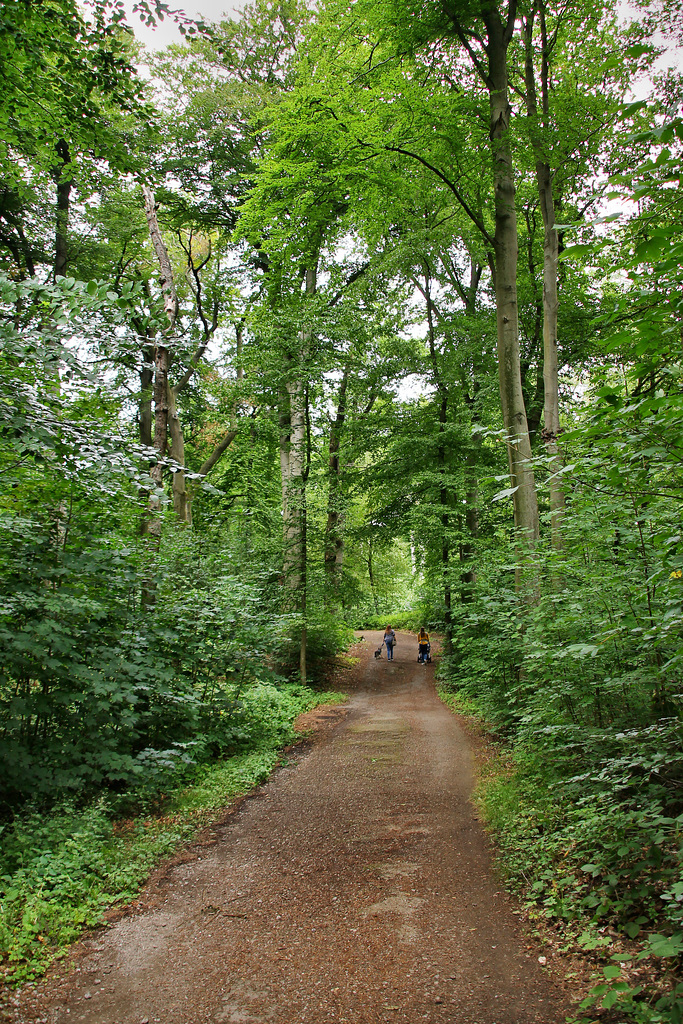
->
299;267;316;684
523;3;565;548
142;187;179;325
484;6;540;555
279;265;317;683
461;262;482;603
139;345;154;451
140;338;169;609
52;140;72;279
138;342;154;540
279;360;305;594
368;538;379;615
140;188;178;607
324;366;349;602
289;373;308;681
168;384;188;523
423;267;454;649
460;436;480;603
142;186;195;527
186;425;240;523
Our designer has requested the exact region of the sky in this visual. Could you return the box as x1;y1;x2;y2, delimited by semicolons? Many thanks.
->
127;0;683;81
124;0;247;49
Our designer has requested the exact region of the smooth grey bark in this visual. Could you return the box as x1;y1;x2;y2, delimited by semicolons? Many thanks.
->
279;265;317;684
523;2;565;548
142;186;177;541
422;266;453;649
436;2;539;561
483;4;540;550
324;366;349;600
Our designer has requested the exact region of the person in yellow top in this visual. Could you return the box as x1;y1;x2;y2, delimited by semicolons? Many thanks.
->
417;627;430;663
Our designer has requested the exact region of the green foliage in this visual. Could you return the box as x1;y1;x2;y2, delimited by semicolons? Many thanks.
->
436;201;683;1012
2;0;683;1018
357;608;433;632
291;614;357;666
0;682;346;983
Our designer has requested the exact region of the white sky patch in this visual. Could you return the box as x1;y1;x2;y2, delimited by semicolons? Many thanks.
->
123;0;248;49
398;373;432;403
618;1;683;97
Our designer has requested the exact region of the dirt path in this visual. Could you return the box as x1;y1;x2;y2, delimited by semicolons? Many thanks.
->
13;632;570;1024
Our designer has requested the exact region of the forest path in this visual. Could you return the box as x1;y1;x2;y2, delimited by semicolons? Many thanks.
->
15;632;570;1024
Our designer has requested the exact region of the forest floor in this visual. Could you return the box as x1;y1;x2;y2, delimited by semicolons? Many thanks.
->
9;632;575;1024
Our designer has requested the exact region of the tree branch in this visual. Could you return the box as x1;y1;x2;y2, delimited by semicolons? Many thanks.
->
452;24;490;87
385;145;495;246
327;261;372;307
142;185;178;329
504;1;518;46
174;232;214;396
197;428;239;478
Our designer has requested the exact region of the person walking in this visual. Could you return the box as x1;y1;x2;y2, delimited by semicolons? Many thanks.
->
417;627;430;663
383;625;396;661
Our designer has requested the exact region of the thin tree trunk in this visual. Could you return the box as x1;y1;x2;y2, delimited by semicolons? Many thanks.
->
324;366;349;601
484;6;540;559
368;538;379;615
460;434;480;602
139;345;154;451
236;322;244;382
279;357;298;590
140;188;178;607
298;267;316;684
139;337;170;608
423;267;454;649
279;265;317;682
523;2;565;548
461;261;482;603
168;385;188;522
183;426;241;523
52;140;72;279
137;341;154;544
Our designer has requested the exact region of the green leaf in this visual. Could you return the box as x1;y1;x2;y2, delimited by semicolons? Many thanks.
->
560;243;594;260
491;486;519;502
647;934;683;958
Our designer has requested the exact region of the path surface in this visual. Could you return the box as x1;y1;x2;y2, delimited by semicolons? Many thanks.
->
13;632;570;1024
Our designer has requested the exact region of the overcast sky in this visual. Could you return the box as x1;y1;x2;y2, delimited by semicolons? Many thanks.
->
124;0;247;49
126;1;681;83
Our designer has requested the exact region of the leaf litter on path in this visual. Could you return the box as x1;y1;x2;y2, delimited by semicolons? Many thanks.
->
12;632;570;1024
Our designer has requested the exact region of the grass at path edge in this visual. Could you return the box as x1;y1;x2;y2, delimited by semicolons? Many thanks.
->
0;688;347;988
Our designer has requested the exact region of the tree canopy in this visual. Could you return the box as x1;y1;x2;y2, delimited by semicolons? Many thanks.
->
2;0;683;1017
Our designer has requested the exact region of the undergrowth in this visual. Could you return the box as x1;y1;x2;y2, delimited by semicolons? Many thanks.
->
0;683;346;986
438;673;683;1024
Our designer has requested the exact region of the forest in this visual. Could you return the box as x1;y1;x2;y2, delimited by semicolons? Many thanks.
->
1;0;683;1019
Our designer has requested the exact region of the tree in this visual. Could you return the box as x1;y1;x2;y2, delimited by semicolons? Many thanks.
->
0;0;161;278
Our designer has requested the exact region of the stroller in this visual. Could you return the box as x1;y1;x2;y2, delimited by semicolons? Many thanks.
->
417;642;431;664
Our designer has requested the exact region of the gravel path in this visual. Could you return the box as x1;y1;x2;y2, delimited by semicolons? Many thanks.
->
12;631;570;1024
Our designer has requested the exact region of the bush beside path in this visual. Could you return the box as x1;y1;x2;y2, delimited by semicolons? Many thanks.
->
9;633;570;1024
